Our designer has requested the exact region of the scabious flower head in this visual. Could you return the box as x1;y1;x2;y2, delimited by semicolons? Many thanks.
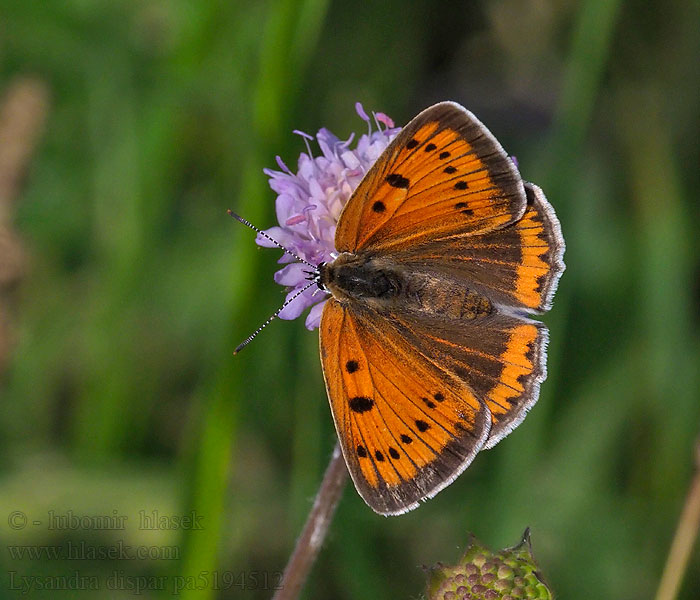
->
258;103;400;330
426;530;552;600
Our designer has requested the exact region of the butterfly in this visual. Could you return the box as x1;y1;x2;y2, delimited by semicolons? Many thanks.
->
307;101;565;516
233;101;565;515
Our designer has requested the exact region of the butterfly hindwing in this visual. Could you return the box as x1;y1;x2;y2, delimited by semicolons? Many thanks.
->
383;306;549;449
335;102;526;254
509;182;566;311
319;298;491;515
387;182;565;313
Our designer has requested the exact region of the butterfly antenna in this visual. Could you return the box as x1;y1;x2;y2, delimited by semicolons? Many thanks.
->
233;280;317;355
227;210;317;269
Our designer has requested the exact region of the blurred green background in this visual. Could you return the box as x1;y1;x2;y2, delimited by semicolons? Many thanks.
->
1;0;699;598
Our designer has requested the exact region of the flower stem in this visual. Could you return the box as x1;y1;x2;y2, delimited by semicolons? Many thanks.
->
273;442;348;600
654;435;700;600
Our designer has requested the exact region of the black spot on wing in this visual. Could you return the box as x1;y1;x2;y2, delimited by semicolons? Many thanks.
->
386;173;410;189
349;396;374;413
455;202;474;216
524;341;535;364
535;273;546;293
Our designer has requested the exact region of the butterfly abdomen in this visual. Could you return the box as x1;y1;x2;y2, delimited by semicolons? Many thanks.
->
402;273;494;321
320;253;492;321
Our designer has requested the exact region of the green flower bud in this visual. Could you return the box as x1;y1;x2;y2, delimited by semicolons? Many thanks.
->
426;529;552;600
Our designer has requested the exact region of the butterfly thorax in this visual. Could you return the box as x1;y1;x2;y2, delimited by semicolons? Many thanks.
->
319;252;493;320
319;253;403;302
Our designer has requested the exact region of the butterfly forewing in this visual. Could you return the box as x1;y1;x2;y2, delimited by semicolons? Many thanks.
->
319;299;491;515
335;102;527;254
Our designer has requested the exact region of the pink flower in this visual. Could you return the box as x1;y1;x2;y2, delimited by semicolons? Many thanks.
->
258;103;400;330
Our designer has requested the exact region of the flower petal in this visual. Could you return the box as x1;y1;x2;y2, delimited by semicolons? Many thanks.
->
274;262;308;287
375;112;395;129
305;300;327;330
255;226;295;249
278;285;318;321
355;102;370;122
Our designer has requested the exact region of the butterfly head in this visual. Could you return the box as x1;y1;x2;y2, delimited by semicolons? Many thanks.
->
304;263;326;289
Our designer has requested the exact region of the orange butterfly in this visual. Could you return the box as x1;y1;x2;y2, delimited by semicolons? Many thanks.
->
244;102;565;515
